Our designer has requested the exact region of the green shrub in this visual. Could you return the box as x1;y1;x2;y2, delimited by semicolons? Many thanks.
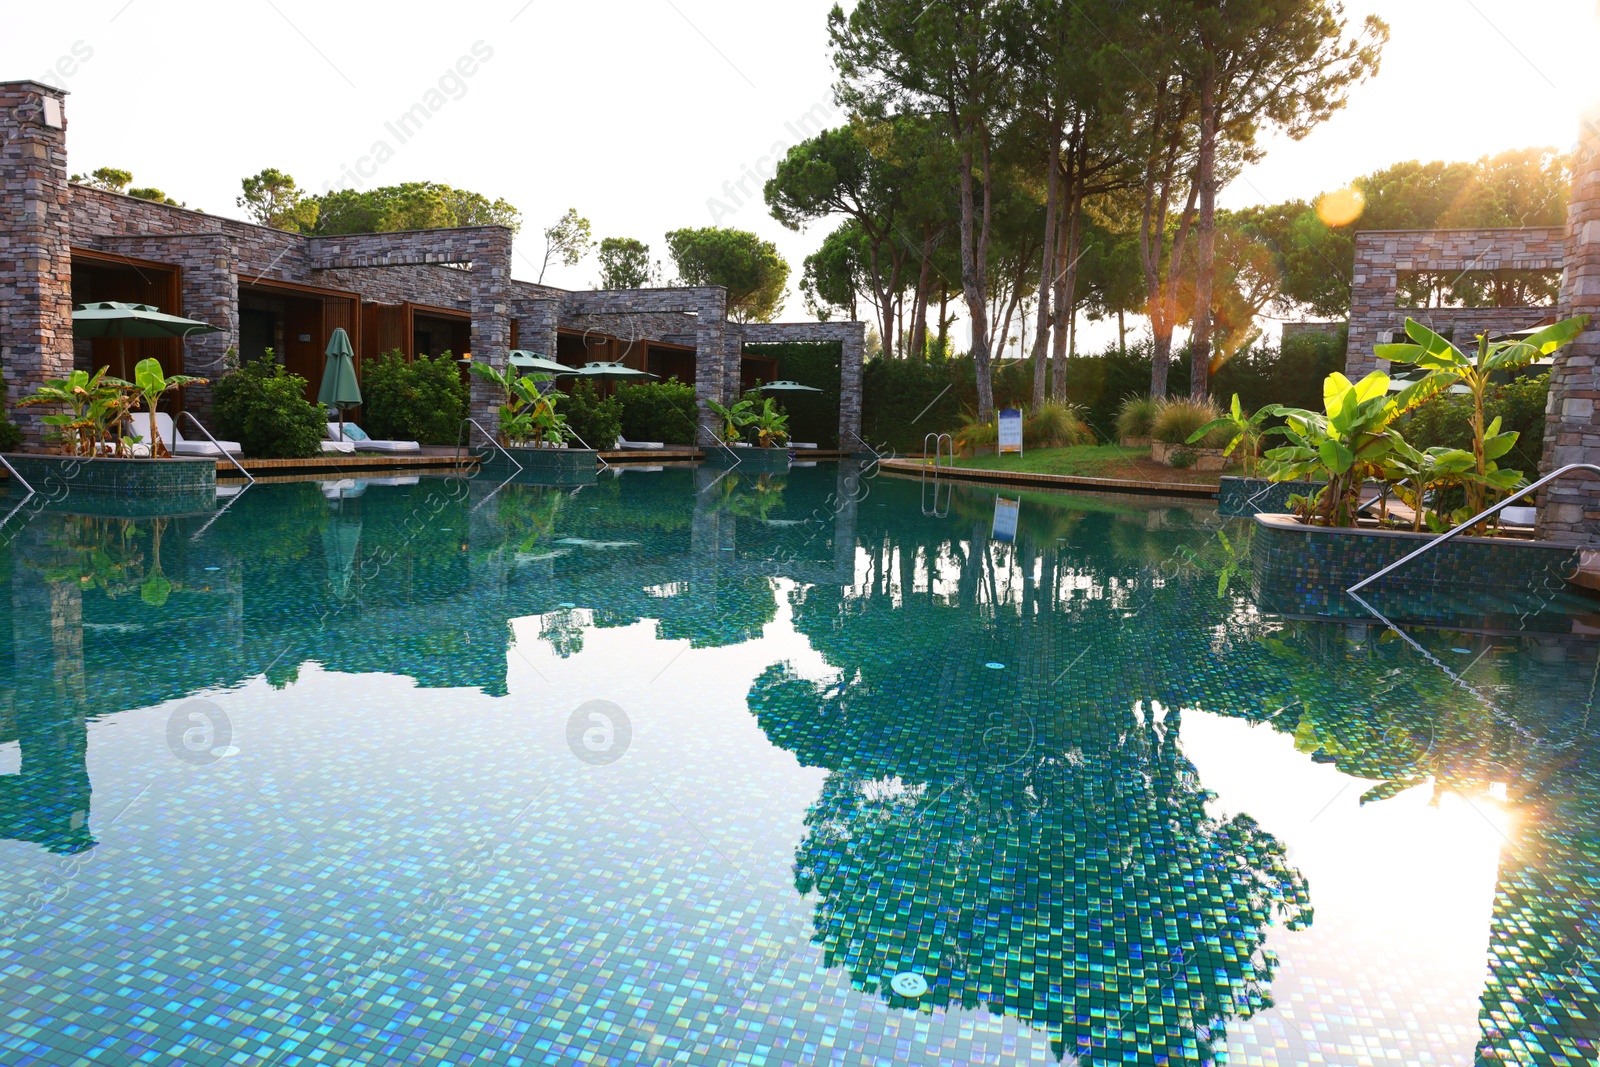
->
1151;397;1227;446
1026;401;1095;447
1396;373;1548;476
1168;446;1197;469
213;352;325;458
0;379;21;451
617;380;699;444
361;349;468;445
1114;395;1161;440
563;379;623;449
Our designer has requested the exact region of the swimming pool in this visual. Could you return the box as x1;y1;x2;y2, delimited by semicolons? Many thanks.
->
0;462;1594;1065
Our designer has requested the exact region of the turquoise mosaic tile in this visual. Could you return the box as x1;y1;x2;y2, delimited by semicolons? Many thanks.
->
0;466;1594;1065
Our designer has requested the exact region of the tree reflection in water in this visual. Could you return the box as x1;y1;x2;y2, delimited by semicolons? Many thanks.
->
752;663;1312;1063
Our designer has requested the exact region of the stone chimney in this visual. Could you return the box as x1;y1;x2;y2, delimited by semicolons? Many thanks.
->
0;80;73;450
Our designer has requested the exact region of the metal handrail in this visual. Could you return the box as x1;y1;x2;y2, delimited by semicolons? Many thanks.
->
922;432;954;470
456;418;525;472
847;429;883;461
0;453;36;496
560;428;611;472
183;412;254;485
1347;462;1600;594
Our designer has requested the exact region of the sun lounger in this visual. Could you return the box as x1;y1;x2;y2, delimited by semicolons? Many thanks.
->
327;423;420;453
615;435;665;450
129;413;243;456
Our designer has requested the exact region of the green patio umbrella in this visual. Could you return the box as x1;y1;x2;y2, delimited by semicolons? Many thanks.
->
757;379;823;393
558;361;659;381
507;350;571;375
71;301;221;380
318;327;362;440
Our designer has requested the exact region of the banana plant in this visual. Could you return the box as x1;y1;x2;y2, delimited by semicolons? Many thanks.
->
750;398;790;448
1185;393;1270;476
18;367;132;456
1259;369;1435;527
471;361;565;446
1383;423;1524;532
707;398;756;444
132;357;208;458
1375;314;1588;514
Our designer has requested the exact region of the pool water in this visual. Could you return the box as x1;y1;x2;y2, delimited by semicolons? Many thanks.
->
0;462;1596;1066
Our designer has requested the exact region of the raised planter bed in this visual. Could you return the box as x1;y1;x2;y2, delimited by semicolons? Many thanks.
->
1250;512;1580;620
1151;441;1228;471
1119;436;1152;449
481;444;598;473
2;453;216;515
1218;476;1313;517
704;446;792;472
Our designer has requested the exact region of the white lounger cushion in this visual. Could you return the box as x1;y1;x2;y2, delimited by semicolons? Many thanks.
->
790;442;818;449
321;439;357;453
130;413;242;455
328;422;420;452
615;435;664;450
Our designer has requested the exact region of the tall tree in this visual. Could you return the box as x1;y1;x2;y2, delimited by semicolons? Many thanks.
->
596;237;655;289
1180;0;1387;398
665;227;791;323
1013;0;1140;405
537;208;592;284
766;121;916;355
238;168;319;232
801;221;870;321
830;0;1020;420
312;182;521;235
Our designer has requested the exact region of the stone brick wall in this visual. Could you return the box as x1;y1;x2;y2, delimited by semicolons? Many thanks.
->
1345;227;1565;378
563;289;730;443
736;321;865;444
316;265;470;309
1537;109;1600;542
70;184;308;283
0;81;73;447
88;233;239;419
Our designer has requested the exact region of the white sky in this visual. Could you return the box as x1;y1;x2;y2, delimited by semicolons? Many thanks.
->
4;0;1595;351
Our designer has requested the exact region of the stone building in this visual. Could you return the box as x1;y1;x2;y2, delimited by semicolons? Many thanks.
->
1339;114;1599;540
0;80;865;449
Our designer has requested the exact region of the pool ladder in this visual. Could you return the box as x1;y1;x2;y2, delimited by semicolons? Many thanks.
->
921;433;953;517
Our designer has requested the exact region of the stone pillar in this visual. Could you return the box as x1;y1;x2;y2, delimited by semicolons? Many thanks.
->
172;233;237;423
839;323;865;448
694;289;727;446
511;295;559;360
468;227;513;435
1538;108;1600;541
0;81;72;449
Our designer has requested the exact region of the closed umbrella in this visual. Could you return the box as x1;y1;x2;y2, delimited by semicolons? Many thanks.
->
71;301;221;381
318;327;362;440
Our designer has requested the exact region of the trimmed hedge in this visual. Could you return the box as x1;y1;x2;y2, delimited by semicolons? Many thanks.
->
616;379;700;445
564;379;623;449
361;350;468;445
743;341;841;448
213;354;326;458
859;326;1349;453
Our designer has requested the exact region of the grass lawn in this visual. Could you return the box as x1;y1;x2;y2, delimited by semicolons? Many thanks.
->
950;443;1239;486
